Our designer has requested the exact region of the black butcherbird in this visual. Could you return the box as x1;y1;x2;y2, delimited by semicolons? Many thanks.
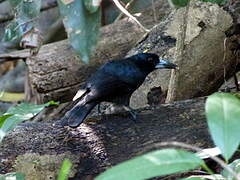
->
62;53;177;127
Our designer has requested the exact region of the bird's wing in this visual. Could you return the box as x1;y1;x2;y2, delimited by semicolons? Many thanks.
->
84;74;136;104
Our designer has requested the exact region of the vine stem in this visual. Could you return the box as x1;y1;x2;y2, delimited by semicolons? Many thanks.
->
111;0;149;32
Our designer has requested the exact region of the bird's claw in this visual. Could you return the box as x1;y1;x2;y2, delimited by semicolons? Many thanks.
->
129;110;137;122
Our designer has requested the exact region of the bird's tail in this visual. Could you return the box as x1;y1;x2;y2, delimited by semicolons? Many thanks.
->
61;101;97;128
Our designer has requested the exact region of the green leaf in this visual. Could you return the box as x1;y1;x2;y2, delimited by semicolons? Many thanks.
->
2;0;41;42
170;0;189;7
222;159;240;180
96;148;204;180
2;20;24;42
206;93;240;161
181;177;204;180
200;0;226;5
182;174;226;180
8;0;22;8
57;159;72;180
0;172;25;180
57;0;101;63
84;0;101;13
0;114;13;128
0;101;58;143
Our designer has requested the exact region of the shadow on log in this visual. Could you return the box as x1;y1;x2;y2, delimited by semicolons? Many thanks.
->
0;97;212;179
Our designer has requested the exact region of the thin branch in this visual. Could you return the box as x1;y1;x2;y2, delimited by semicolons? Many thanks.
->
43;18;64;44
151;0;158;22
0;13;14;23
0;50;30;61
111;0;149;32
114;0;136;22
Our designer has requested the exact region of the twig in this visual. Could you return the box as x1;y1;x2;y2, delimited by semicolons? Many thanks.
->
152;0;157;22
139;141;240;180
223;38;228;86
233;73;240;91
0;50;30;61
111;0;149;32
0;13;14;23
115;0;135;22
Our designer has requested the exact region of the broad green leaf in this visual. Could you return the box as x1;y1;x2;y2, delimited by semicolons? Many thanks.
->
84;0;101;13
222;159;240;180
57;0;101;63
96;148;204;180
206;93;240;160
2;0;41;42
57;159;72;180
0;172;25;180
0;101;59;142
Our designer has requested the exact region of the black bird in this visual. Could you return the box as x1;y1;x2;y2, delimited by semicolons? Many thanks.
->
62;53;177;127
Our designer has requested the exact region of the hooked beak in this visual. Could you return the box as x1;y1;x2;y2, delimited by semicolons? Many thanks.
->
155;58;178;69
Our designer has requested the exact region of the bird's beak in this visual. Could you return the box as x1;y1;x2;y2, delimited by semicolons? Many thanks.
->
155;58;178;69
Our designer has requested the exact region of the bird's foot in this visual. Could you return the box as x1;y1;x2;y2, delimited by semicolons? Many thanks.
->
123;105;137;122
97;103;104;116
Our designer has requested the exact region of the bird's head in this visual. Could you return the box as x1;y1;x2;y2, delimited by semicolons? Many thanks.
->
132;53;177;73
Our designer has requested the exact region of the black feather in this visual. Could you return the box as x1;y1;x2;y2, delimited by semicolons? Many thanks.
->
62;53;177;127
63;101;97;128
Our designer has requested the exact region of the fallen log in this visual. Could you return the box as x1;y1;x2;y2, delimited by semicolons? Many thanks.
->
0;97;212;179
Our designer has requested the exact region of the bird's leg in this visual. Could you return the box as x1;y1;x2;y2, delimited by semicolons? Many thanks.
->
97;103;102;115
122;105;137;121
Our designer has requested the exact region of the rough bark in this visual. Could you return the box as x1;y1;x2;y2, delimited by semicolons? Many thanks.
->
0;97;212;179
129;0;239;107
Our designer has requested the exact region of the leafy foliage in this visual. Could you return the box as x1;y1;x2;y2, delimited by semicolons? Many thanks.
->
2;0;41;42
96;149;204;180
0;101;58;143
206;93;240;161
57;0;101;63
57;159;72;180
